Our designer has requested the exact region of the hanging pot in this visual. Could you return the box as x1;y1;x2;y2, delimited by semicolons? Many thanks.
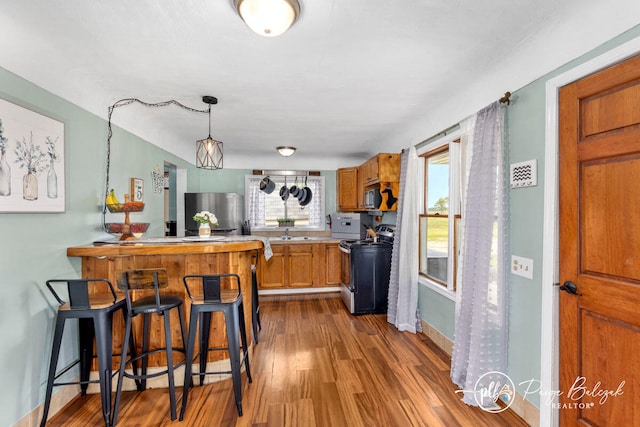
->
280;185;289;201
289;177;300;197
300;186;313;206
297;187;307;202
279;177;289;200
260;176;276;194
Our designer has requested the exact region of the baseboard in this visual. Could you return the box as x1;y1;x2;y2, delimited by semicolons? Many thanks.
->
419;320;539;426
259;287;341;295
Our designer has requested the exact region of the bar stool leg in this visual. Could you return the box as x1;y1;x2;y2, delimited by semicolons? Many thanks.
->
93;312;114;426
163;311;177;421
179;307;200;421
238;301;252;383
225;306;243;416
111;311;133;427
40;316;65;427
140;313;150;391
199;311;212;386
78;318;94;396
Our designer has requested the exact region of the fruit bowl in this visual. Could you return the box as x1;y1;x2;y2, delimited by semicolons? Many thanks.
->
105;222;150;240
106;202;145;213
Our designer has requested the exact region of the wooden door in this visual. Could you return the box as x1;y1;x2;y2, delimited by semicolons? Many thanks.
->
559;54;640;426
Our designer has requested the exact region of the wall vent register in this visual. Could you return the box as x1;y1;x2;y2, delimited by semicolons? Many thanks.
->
510;159;537;188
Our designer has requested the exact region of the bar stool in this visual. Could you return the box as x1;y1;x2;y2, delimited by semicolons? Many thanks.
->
180;274;252;419
41;278;126;427
111;268;187;425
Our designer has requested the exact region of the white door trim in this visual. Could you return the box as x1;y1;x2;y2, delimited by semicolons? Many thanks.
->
541;35;640;427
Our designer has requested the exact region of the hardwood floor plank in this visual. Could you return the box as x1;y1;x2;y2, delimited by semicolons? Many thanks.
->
46;293;529;427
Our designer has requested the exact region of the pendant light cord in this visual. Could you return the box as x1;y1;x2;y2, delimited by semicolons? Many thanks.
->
103;98;208;230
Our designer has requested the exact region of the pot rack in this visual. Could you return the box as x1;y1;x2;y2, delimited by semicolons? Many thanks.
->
252;169;320;176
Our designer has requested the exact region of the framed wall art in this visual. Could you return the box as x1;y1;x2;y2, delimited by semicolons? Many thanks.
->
131;178;144;202
0;98;65;212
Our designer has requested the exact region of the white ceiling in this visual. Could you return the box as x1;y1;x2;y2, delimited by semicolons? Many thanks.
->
1;1;639;170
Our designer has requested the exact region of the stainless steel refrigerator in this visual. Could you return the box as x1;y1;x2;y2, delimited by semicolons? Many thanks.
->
184;192;244;236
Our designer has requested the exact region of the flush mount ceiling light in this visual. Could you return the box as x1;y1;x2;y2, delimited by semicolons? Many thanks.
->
234;0;300;37
277;146;296;157
196;96;224;170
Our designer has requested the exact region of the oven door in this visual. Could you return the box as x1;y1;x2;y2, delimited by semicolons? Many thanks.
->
339;244;355;313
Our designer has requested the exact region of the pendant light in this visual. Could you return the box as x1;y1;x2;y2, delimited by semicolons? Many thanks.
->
196;96;223;170
234;0;300;37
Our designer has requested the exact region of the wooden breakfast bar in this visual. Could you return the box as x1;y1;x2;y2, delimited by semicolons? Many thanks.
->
67;237;266;372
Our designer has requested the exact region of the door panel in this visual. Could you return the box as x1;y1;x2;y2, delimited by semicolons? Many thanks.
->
559;54;640;426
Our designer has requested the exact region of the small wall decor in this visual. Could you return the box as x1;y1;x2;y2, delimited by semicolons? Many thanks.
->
131;178;144;202
151;165;164;194
0;98;65;212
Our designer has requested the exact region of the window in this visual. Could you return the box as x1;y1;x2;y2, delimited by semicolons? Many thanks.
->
245;175;325;230
418;134;462;297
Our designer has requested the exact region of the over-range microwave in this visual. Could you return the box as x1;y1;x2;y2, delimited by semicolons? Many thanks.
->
364;188;382;209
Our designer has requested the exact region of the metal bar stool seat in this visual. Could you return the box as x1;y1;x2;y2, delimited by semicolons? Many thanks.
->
112;269;187;425
41;278;126;427
180;274;252;420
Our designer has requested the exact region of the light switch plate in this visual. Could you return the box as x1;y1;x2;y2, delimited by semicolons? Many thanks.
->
511;255;533;279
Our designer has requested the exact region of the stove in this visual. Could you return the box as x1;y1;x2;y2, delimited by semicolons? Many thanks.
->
339;224;395;314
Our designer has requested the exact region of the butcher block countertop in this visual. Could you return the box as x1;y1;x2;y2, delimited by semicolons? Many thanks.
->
67;236;265;257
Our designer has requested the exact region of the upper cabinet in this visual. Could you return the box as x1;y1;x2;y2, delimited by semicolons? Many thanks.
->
337;167;359;211
337;153;401;212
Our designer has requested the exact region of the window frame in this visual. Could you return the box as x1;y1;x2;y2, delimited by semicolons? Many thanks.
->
244;174;326;232
417;129;463;301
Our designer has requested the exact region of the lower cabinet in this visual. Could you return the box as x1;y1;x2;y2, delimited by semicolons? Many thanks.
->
260;242;341;290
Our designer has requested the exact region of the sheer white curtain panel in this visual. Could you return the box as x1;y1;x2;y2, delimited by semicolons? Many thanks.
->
450;102;509;407
387;146;421;333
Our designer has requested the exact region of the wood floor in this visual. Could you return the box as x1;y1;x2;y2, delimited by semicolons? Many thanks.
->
47;293;529;427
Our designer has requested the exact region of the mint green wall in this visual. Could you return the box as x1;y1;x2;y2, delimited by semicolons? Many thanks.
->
418;24;640;411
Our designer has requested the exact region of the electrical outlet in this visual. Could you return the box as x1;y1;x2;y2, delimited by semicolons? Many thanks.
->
511;255;533;279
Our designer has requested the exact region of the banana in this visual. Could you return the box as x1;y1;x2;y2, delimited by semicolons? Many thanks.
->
106;189;120;206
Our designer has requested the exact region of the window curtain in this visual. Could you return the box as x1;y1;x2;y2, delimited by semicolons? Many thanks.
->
450;102;509;406
247;176;266;228
387;146;421;333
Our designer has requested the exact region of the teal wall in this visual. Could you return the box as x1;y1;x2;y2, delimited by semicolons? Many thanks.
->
418;24;640;410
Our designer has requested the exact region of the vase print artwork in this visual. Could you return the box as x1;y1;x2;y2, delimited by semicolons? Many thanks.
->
0;99;65;212
0;149;10;196
23;172;38;201
0;118;9;196
14;132;45;201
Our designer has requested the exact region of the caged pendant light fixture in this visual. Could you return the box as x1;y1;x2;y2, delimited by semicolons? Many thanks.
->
234;0;300;37
196;96;224;170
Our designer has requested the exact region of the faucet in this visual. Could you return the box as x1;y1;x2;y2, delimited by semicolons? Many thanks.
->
283;228;291;240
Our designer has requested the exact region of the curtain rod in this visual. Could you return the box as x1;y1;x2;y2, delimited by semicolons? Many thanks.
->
413;91;512;151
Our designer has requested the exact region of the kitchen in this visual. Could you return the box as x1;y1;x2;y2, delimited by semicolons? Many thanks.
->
1;2;640;427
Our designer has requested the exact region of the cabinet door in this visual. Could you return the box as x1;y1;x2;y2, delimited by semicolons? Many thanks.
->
377;153;400;182
357;164;365;210
337;167;359;211
261;245;286;288
324;244;342;286
288;244;313;287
